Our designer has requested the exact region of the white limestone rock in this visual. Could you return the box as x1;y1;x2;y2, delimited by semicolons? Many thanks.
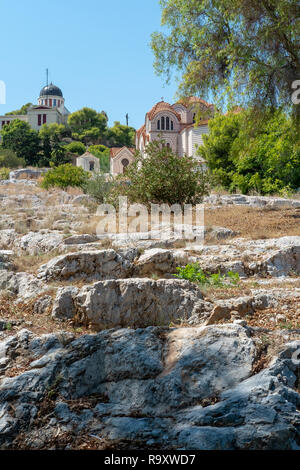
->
15;231;64;255
72;278;206;328
37;250;133;282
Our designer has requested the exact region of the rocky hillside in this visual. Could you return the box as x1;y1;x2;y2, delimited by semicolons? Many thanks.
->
0;182;299;449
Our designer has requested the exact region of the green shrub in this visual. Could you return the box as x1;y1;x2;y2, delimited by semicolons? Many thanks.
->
0;168;10;180
65;141;86;156
82;172;113;203
174;263;240;287
40;164;90;190
107;139;210;207
0;149;26;168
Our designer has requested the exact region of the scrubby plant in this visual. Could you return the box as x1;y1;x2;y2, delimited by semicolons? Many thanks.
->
0;149;25;168
174;263;240;287
82;172;113;203
107;139;210;207
0;168;10;180
40;163;90;190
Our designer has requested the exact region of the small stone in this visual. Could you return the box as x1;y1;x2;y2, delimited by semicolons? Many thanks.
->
233;319;248;327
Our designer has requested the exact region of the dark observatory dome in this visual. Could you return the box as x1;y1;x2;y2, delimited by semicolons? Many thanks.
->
39;83;63;97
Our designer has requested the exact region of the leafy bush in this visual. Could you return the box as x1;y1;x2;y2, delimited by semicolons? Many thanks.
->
199;109;300;194
174;263;240;287
0;149;25;168
0;168;10;180
82;172;113;203
40;164;90;190
107;139;210;206
65;141;86;156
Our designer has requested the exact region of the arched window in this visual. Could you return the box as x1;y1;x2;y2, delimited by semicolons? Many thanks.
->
166;116;170;130
121;158;129;174
193;113;196;123
157;119;160;130
171;121;174;130
161;116;165;130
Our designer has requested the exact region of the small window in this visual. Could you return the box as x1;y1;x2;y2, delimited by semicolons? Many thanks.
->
171;121;174;130
43;114;47;124
49;99;52;107
89;161;95;171
157;119;160;130
166;117;170;130
53;99;56;106
121;158;129;174
38;114;42;126
161;116;165;130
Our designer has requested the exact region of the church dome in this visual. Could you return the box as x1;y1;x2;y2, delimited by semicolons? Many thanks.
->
39;83;63;97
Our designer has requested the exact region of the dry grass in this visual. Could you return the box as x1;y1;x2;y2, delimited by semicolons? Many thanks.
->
205;205;300;241
14;249;61;274
0;292;93;338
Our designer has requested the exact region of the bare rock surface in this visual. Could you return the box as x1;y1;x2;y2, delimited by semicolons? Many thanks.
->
53;278;206;328
0;325;299;449
37;250;133;282
15;231;64;255
0;271;48;301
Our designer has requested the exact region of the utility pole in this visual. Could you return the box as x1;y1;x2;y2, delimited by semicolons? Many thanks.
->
46;68;49;86
126;113;129;126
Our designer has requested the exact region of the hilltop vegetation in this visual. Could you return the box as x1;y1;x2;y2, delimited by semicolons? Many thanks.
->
0;106;136;171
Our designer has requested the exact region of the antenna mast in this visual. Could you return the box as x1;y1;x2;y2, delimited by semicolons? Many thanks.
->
46;68;49;86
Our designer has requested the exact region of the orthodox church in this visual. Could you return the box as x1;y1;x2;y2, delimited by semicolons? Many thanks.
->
110;97;214;175
0;83;70;134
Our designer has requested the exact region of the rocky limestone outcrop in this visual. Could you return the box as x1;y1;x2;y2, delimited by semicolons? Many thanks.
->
0;325;299;449
37;250;133;282
15;231;64;255
52;278;207;328
0;271;47;301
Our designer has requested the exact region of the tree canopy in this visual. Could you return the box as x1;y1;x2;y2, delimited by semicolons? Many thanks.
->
151;0;300;120
199;109;300;194
68;107;108;144
1;119;40;165
106;121;136;147
5;103;33;115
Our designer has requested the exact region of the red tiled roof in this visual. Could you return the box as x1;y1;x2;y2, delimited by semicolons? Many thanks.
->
147;101;181;121
110;147;135;159
136;124;145;138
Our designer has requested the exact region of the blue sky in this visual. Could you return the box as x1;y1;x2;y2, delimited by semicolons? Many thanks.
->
0;0;179;129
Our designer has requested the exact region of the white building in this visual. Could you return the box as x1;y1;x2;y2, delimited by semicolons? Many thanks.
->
0;83;70;134
136;97;214;159
110;97;214;175
76;151;100;173
110;147;136;174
